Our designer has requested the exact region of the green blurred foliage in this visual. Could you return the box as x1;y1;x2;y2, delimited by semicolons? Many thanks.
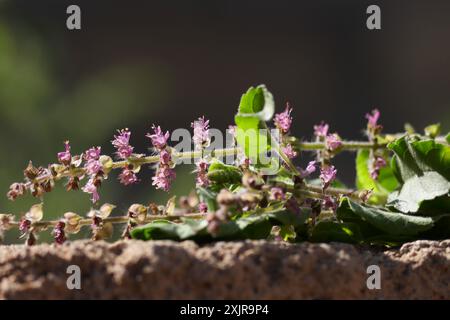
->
0;22;193;243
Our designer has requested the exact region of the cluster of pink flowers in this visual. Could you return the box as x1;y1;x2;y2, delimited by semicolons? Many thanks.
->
366;109;381;129
82;178;100;203
322;195;337;212
274;104;297;160
112;129;134;159
320;165;337;190
119;167;139;186
147;125;176;192
147;125;170;150
195;159;210;188
325;133;342;152
81;145;104;203
52;221;66;245
313;122;342;152
198;202;208;213
274;104;293;134
112;129;139;187
57;141;72;165
191;116;210;149
282;144;297;160
192;116;211;188
300;160;317;178
84;147;102;176
313;122;329;138
365;109;383;139
370;155;387;180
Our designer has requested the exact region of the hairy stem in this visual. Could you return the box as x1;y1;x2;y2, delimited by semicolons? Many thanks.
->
9;212;207;229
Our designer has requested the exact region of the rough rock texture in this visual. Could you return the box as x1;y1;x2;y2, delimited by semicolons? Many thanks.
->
0;240;448;299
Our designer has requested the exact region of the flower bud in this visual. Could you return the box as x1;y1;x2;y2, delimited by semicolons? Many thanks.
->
217;189;235;206
0;214;14;231
31;183;44;198
148;202;161;215
26;232;37;246
92;222;113;241
24;161;39;180
242;172;264;190
128;204;148;223
239;191;262;206
63;212;82;234
99;155;113;175
25;203;44;222
179;196;190;209
66;176;80;191
53;221;66;244
7;183;25;201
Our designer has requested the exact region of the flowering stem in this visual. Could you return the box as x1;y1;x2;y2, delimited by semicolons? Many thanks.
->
26;139;390;189
9;212;207;229
290;139;387;151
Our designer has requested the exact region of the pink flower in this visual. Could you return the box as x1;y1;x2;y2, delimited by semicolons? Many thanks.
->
57;141;72;165
366;109;380;129
325;133;342;151
112;129;133;159
53;221;66;245
370;155;387;180
322;196;337;212
282;144;297;159
320;165;337;190
19;218;31;233
270;187;285;201
152;166;176;192
195;160;210;188
147;125;170;150
274;104;293;134
85;159;102;176
84;147;101;161
159;149;172;165
313;122;329;138
191;116;210;148
359;189;373;203
300;160;317;178
82;178;100;203
119;167;138;186
84;147;102;175
198;202;208;213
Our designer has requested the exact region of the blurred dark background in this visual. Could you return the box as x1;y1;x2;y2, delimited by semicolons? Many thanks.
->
1;0;449;242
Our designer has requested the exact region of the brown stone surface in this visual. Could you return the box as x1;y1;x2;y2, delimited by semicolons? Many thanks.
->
0;240;448;299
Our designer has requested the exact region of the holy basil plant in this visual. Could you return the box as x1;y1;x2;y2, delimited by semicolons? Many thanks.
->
3;84;450;247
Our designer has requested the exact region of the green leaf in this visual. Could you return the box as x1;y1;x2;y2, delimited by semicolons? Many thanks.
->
310;221;362;244
131;219;209;241
207;160;242;186
355;150;398;199
234;85;275;165
131;208;307;242
424;123;441;139
237;85;274;121
337;198;436;236
387;136;450;213
446;133;450;144
410;139;450;180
